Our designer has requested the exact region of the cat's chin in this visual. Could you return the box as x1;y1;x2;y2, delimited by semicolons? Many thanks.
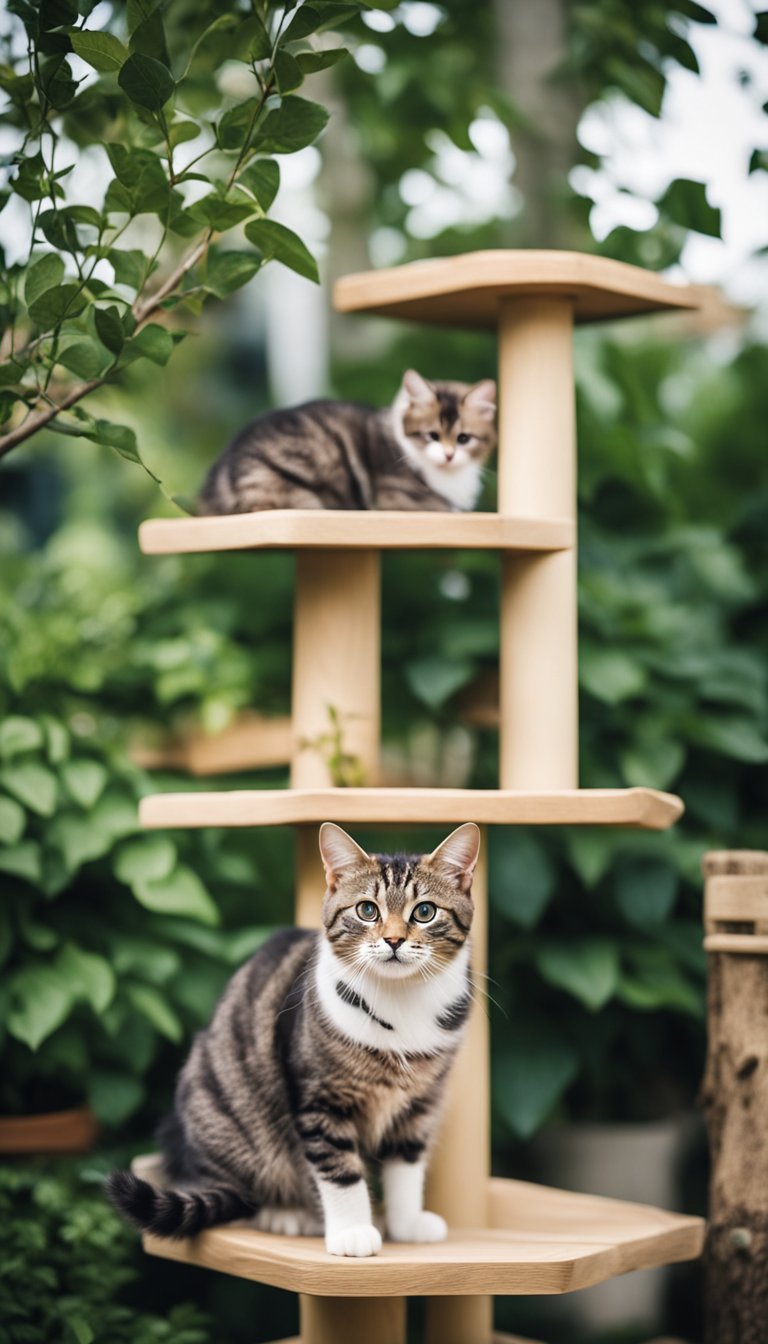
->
369;958;423;982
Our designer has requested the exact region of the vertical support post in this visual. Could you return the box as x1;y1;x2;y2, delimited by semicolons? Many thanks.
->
292;548;381;926
424;833;492;1344
701;850;768;1344
291;549;402;1344
497;297;578;789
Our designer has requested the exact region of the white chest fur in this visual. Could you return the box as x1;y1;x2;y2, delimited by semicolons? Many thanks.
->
314;940;471;1057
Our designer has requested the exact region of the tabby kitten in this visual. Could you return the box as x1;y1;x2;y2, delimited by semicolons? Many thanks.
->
106;822;479;1258
198;370;496;515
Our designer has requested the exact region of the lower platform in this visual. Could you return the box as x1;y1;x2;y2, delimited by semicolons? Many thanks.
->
136;1168;703;1297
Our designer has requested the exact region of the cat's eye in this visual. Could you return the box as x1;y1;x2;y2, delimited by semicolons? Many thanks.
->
427;431;441;441
411;901;437;924
456;432;471;444
356;900;380;922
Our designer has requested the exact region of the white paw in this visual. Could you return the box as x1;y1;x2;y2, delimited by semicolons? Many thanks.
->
325;1223;383;1257
387;1210;448;1243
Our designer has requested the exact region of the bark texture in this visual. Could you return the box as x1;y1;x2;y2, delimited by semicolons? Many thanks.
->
701;851;768;1344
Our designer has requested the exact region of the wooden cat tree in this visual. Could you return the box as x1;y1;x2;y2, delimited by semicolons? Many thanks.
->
136;251;706;1344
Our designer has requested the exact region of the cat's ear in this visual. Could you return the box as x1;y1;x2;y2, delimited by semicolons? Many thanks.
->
319;823;370;889
402;369;436;404
463;379;496;420
425;823;481;894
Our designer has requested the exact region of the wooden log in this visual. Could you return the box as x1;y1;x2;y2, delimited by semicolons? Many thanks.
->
701;851;768;1344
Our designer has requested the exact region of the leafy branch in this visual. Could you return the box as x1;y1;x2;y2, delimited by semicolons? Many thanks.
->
0;0;393;483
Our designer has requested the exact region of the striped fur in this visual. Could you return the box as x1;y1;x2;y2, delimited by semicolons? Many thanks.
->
198;371;496;515
106;825;480;1255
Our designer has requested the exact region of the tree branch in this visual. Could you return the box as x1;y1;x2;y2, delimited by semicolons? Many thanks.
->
0;378;102;460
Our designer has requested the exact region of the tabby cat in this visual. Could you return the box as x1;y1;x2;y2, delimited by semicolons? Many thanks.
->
106;822;480;1258
198;370;496;514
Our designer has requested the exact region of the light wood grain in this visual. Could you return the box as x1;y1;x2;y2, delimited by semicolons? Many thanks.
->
498;298;578;791
132;713;293;776
138;511;574;556
425;835;492;1344
333;250;698;328
139;1174;703;1297
703;934;768;955
705;876;768;924
139;786;683;831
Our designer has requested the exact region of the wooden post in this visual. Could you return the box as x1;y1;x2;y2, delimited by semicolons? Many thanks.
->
497;297;578;789
292;548;381;926
424;833;492;1344
701;850;768;1344
291;549;402;1344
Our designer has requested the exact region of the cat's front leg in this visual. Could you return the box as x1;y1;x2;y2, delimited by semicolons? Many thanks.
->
296;1097;381;1257
382;1157;448;1244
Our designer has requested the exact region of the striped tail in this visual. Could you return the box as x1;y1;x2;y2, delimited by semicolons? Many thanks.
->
105;1168;254;1239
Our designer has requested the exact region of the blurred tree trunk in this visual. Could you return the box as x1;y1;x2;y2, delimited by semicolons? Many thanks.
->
492;0;589;247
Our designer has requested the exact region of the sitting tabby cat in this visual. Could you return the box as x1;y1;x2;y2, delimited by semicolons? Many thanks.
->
198;370;496;514
106;822;479;1258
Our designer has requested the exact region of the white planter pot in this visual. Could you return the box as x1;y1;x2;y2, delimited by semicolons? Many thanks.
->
529;1115;698;1333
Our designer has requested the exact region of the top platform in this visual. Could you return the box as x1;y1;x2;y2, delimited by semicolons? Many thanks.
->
333;250;699;328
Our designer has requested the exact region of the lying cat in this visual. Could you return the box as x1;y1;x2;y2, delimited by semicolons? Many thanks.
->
106;821;479;1258
198;370;496;514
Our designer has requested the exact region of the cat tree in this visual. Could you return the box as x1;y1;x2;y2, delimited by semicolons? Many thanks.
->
135;251;706;1344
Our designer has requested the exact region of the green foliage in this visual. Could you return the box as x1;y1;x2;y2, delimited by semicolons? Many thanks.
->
0;508;298;1123
0;0;391;479
0;1157;222;1343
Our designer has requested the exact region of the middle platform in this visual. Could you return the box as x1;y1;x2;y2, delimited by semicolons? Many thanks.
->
140;786;683;831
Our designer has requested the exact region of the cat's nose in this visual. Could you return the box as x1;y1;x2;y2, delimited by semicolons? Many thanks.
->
384;937;405;950
444;446;455;460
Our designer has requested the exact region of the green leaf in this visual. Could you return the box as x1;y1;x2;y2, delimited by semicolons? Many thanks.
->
109;248;149;288
70;29;128;73
284;4;358;41
0;715;44;758
188;194;254;231
495;1029;579;1139
489;830;556;928
7;966;74;1049
274;49;303;93
536;940;620;1011
657;178;721;237
0;794;25;844
580;646;646;705
0;359;26;387
111;935;180;984
691;717;768;763
168;119;200;148
94;305;125;355
130;323;174;364
403;655;474;709
295;47;348;75
56;942;115;1012
62;758;108;808
88;1070;144;1125
132;865;219;924
25;253;65;307
115;834;176;884
27;283;87;327
57;341;104;379
118;52;174;111
242;12;272;59
0;842;41;883
614;857;678;928
0;761;57;815
205;249;262;297
256;94;329;153
128;982;183;1041
566;830;615;887
237;158;280;212
619;738;685;790
41;715;70;764
49;815;113;871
